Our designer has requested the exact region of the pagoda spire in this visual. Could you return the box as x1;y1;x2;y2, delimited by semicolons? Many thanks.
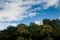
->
40;19;43;26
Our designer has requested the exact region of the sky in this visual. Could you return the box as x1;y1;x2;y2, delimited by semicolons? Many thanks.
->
0;0;60;30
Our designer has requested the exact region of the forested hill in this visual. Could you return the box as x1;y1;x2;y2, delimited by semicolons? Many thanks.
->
0;19;60;40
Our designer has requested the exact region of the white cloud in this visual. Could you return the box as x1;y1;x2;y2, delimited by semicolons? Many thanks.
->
44;0;59;9
0;23;19;30
0;0;39;30
27;0;59;13
28;12;37;17
35;20;40;25
0;0;59;30
0;0;42;22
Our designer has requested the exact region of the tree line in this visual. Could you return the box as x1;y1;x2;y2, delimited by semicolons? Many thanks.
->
0;18;60;40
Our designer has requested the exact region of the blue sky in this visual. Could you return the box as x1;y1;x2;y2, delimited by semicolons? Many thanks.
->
0;0;60;30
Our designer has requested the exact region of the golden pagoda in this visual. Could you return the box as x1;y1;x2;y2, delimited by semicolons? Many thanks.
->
40;19;43;26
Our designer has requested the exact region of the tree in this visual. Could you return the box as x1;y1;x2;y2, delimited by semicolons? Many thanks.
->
0;26;19;40
43;19;51;25
17;23;29;40
28;22;40;40
40;25;53;40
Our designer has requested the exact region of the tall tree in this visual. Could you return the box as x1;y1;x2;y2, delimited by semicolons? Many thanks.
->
17;23;29;40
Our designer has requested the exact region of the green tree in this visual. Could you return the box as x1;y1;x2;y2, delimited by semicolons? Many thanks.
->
28;22;40;40
43;19;51;25
40;25;53;40
0;26;19;40
17;23;29;40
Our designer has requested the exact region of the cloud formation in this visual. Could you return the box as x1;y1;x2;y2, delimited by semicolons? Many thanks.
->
43;0;59;9
0;0;59;30
35;20;40;25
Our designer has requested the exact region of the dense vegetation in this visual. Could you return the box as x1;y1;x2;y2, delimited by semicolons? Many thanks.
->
0;19;60;40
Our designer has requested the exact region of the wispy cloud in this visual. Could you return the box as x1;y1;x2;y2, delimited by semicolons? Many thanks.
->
28;0;59;12
35;20;40;25
0;0;38;30
43;0;59;9
0;0;59;30
0;23;19;30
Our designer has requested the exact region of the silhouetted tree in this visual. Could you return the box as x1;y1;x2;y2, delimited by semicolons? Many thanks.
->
0;26;19;40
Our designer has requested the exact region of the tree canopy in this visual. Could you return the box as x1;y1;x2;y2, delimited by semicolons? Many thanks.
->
0;19;60;40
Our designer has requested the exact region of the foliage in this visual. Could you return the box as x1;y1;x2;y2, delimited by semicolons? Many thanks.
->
0;19;60;40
